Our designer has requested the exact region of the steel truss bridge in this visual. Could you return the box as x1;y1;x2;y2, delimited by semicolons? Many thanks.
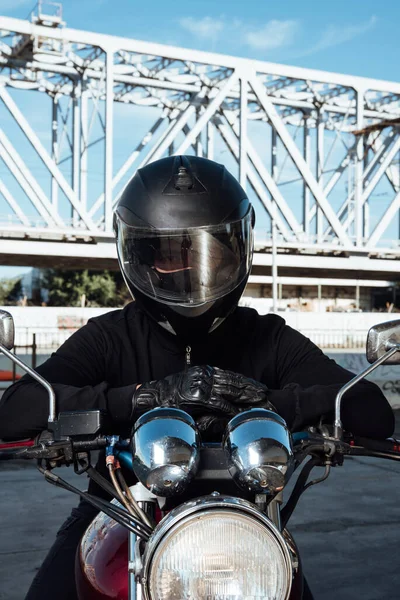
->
1;3;400;291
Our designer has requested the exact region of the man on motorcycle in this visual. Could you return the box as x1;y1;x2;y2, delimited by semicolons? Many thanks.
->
0;155;394;600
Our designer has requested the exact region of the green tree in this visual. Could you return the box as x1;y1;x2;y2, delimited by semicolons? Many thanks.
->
0;277;23;305
6;279;23;304
44;269;130;307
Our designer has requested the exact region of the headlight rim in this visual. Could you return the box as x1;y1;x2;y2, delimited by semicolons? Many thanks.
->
141;495;293;600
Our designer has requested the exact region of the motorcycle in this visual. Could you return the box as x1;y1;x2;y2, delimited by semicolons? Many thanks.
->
1;308;400;600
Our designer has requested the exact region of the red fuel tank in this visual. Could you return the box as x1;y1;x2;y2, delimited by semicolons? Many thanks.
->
76;510;128;600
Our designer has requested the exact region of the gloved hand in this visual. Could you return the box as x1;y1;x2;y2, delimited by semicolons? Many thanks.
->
212;367;277;411
210;369;312;431
195;368;277;439
131;365;238;422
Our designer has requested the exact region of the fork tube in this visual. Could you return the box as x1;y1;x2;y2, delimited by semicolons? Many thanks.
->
267;493;283;530
129;531;137;599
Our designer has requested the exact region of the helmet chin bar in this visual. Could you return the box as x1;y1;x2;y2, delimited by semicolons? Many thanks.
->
120;262;250;339
158;302;224;338
158;316;226;336
137;278;248;340
169;302;216;318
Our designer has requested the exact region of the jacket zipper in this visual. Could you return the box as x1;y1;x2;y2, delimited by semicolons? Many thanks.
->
185;345;192;369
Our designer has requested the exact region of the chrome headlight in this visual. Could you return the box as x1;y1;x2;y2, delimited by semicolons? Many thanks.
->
142;496;292;600
131;407;200;497
223;408;294;495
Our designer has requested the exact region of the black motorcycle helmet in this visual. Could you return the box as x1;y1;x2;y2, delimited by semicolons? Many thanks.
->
113;155;255;339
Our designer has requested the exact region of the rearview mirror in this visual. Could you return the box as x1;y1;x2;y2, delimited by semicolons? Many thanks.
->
366;320;400;364
0;310;15;350
334;319;400;439
0;309;57;425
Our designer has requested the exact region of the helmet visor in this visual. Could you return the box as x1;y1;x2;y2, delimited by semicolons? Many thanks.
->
116;210;253;306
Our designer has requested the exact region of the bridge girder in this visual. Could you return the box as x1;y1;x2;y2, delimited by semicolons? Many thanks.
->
1;9;400;278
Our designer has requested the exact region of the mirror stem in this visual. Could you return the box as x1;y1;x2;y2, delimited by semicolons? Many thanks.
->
334;344;400;439
0;342;57;423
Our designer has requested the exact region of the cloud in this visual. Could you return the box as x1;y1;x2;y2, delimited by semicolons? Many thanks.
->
178;14;376;59
244;20;299;51
296;16;377;57
179;16;225;41
178;16;300;52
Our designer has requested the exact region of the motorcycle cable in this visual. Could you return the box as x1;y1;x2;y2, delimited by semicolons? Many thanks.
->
84;493;151;539
37;466;152;540
115;466;154;529
25;440;155;533
46;481;150;539
84;494;152;540
107;459;147;525
292;439;337;467
86;465;127;502
43;438;154;531
86;465;154;529
280;457;320;530
303;463;331;491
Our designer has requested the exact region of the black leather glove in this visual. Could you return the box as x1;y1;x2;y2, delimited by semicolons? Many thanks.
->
195;368;277;439
212;367;277;411
131;365;238;421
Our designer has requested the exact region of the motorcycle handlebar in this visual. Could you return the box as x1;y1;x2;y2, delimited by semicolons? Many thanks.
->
1;433;400;463
0;446;40;460
293;432;400;463
347;435;400;461
0;439;48;460
0;436;108;461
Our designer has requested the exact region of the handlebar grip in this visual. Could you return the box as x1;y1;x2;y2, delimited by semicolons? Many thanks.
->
0;436;109;461
0;446;38;460
350;437;400;458
0;440;37;460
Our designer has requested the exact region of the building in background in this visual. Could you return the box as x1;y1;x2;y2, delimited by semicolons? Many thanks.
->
243;280;399;313
10;266;399;313
20;269;48;305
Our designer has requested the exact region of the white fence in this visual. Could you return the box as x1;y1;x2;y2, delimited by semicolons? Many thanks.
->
4;307;400;408
300;330;367;350
13;326;370;351
3;303;399;351
14;327;75;352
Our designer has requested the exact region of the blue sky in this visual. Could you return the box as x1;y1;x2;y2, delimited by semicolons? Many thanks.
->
1;0;400;279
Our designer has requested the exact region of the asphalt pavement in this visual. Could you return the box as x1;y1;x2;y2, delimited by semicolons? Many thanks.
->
1;416;400;600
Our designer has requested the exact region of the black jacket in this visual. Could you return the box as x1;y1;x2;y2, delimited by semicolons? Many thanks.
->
0;303;394;441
